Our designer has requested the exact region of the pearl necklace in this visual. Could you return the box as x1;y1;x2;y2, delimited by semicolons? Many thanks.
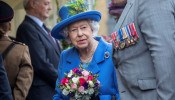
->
79;41;97;63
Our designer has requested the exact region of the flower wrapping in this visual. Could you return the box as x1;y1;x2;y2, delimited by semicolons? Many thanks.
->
57;64;101;100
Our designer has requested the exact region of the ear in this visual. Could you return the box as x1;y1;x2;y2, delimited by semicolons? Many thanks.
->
30;0;36;8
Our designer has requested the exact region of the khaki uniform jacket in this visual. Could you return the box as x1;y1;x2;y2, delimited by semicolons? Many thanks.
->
0;36;33;100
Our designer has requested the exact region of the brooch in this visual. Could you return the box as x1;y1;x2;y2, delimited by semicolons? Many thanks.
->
104;52;110;59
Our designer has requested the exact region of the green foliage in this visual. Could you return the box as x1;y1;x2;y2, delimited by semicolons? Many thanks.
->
60;39;73;50
65;0;88;16
55;0;62;23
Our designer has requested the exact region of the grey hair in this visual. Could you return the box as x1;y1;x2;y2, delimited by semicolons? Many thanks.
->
59;19;100;39
23;0;40;10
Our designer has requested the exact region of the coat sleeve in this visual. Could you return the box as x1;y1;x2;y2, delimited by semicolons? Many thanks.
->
13;46;33;100
0;54;13;100
138;0;175;99
99;62;120;100
16;23;58;87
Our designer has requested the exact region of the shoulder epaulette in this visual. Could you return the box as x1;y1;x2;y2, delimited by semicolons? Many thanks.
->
12;40;26;46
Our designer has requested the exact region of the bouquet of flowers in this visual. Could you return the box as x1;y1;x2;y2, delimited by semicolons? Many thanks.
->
57;65;101;100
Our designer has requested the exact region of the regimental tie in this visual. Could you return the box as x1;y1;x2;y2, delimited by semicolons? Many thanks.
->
43;24;61;52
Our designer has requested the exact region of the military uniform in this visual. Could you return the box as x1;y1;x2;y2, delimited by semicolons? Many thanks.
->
0;36;33;100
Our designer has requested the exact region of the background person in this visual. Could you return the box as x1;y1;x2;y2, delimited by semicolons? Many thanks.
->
51;0;120;100
16;0;61;100
0;54;13;100
108;0;126;22
0;1;33;100
112;0;175;100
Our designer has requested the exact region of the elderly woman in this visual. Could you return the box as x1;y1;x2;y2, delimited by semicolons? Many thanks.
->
51;0;120;100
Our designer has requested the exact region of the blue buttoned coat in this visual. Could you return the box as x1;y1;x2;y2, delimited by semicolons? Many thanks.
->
53;37;120;100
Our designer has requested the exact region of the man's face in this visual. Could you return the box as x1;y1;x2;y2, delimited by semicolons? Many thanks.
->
33;0;52;21
112;0;127;6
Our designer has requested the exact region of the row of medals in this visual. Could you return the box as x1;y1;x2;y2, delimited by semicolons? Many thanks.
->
111;23;139;50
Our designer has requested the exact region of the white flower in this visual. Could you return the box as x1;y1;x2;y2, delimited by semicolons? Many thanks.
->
68;70;73;77
75;93;81;99
62;89;69;95
83;90;88;94
88;81;94;87
72;77;79;83
88;88;94;95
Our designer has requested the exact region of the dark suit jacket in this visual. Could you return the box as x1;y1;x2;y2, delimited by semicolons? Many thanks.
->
16;16;61;100
0;54;13;100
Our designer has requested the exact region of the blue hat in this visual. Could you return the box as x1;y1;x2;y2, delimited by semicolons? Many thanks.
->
51;0;102;39
0;1;14;23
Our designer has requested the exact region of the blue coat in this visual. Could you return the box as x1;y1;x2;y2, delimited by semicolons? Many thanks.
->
0;54;13;100
53;37;120;100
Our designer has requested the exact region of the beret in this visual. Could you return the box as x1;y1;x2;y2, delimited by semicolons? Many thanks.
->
0;1;14;23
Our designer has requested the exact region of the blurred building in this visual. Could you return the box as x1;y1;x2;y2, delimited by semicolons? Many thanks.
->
2;0;115;39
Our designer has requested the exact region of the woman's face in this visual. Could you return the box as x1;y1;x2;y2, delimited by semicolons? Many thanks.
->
68;19;93;49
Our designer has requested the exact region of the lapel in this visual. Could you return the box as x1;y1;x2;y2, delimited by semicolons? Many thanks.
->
87;37;107;74
25;16;60;55
86;60;100;74
65;48;81;72
113;0;135;31
65;37;106;74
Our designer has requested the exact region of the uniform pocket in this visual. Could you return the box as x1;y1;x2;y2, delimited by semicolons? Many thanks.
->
138;78;156;90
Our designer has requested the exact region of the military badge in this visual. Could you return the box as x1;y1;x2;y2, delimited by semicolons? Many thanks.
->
111;23;139;50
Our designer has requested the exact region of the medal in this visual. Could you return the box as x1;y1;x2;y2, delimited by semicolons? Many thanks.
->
122;27;127;39
112;23;139;50
119;41;125;49
118;29;126;49
115;31;120;44
118;29;124;41
111;32;117;46
127;25;135;45
131;23;139;42
111;32;119;48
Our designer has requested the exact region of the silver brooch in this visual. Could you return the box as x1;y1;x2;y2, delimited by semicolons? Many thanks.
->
104;52;110;59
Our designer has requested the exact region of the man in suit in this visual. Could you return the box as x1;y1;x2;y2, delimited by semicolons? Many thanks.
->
0;54;13;100
112;0;175;100
16;0;61;99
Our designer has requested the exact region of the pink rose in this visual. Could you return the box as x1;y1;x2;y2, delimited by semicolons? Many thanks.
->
82;70;89;77
61;78;69;87
78;86;84;92
72;68;79;73
83;76;88;80
87;76;93;81
79;78;86;86
71;83;77;89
